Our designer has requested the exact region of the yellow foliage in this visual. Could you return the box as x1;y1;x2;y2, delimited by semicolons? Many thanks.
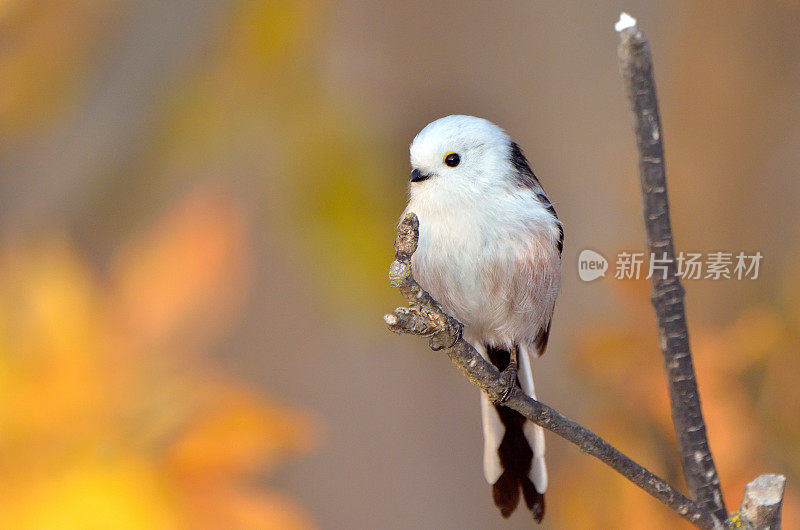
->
0;190;315;529
111;191;248;346
2;458;180;530
564;274;800;527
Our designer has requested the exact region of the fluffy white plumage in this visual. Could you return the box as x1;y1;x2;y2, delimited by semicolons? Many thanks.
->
402;115;561;512
405;115;560;350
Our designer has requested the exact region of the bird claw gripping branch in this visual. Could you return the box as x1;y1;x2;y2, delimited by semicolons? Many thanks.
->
385;213;462;351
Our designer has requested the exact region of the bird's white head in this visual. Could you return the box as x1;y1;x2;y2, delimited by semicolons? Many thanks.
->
408;115;516;198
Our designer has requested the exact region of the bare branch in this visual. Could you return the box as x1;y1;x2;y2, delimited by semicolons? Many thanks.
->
386;15;785;529
616;15;727;521
730;474;787;530
385;213;720;530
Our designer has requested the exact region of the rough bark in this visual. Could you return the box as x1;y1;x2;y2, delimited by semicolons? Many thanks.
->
731;474;786;530
617;18;727;522
385;213;720;530
385;14;788;529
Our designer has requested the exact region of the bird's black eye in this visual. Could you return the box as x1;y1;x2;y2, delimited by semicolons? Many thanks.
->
444;152;460;167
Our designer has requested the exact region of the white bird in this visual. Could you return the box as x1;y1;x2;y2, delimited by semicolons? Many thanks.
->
402;115;562;521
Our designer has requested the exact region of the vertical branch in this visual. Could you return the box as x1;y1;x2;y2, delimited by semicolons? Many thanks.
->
616;14;727;522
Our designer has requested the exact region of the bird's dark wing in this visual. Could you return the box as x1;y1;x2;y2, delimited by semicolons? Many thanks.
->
509;142;563;255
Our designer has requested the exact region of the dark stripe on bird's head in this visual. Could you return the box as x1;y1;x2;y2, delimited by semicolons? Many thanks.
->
556;223;564;255
509;142;540;189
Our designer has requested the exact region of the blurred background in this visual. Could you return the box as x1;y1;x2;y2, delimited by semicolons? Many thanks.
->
2;1;800;528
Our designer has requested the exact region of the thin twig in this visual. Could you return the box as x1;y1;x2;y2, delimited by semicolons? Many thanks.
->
616;15;728;521
385;213;720;530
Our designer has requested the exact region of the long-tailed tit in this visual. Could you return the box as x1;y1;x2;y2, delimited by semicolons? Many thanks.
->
402;115;562;522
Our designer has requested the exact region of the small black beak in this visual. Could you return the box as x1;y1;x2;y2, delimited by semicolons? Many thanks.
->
410;169;430;182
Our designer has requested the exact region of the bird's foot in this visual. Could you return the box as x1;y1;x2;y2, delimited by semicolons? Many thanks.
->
496;357;518;404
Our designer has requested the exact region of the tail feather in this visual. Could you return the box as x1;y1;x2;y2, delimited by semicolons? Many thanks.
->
522;478;545;523
519;343;548;493
481;344;546;522
480;392;504;483
492;467;521;518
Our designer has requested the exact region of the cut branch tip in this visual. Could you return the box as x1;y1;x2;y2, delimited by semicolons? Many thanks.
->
615;12;637;32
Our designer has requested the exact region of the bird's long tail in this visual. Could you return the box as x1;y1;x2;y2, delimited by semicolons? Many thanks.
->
479;343;547;522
